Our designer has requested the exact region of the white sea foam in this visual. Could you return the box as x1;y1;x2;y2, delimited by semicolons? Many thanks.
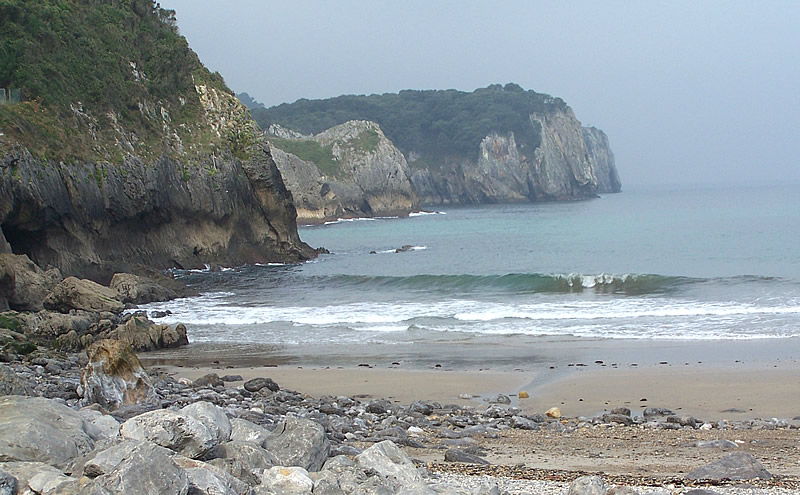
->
141;295;800;341
409;210;445;217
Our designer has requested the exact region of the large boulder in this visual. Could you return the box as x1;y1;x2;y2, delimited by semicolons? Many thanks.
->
181;401;232;445
105;315;188;351
84;440;190;495
109;273;178;304
0;396;99;469
79;339;159;411
354;440;421;486
230;418;271;446
0;254;61;311
0;364;34;396
173;455;249;495
262;417;330;472
212;441;278;478
44;277;124;314
687;452;772;480
256;466;313;495
120;408;218;459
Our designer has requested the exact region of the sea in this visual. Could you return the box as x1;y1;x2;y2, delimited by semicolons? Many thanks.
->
141;184;800;369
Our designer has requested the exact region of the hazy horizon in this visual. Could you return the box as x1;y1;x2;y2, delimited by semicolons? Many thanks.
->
162;1;800;188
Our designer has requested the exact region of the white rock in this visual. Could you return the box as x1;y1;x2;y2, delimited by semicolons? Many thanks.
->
258;466;313;494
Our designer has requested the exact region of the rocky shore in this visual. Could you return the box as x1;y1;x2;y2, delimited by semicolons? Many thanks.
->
1;339;798;495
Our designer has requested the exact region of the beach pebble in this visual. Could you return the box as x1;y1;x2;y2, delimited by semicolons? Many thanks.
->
518;391;529;399
546;407;562;419
243;377;280;393
444;448;490;465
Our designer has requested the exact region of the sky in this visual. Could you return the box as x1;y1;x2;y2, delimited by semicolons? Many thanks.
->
161;1;800;187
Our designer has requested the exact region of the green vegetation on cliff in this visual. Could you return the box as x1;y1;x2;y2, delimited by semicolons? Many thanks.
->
0;0;236;163
251;83;567;162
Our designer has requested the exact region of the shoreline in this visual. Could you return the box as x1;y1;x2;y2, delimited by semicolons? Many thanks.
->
143;344;800;422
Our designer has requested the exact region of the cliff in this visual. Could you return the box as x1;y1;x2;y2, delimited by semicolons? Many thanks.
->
250;84;621;208
267;121;418;223
0;0;315;280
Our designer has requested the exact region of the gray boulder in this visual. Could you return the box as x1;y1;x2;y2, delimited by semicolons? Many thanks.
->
230;417;271;445
687;452;772;480
120;408;218;459
181;401;232;445
0;396;98;469
44;276;124;314
89;440;190;495
78;409;121;442
79;339;158;410
0;364;33;396
568;475;606;495
263;417;330;471
0;461;85;495
444;449;490;465
0;467;16;495
355;440;421;485
173;455;250;495
256;466;313;494
213;441;278;476
193;372;225;388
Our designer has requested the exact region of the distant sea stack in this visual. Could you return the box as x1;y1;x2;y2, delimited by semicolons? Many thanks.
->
0;0;315;280
247;83;621;216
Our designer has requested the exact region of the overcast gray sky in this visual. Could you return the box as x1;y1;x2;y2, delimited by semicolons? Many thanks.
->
162;1;799;187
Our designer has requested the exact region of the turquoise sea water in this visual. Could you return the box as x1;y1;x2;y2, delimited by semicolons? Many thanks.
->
143;184;800;363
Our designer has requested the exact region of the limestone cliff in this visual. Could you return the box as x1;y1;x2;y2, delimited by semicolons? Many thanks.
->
583;126;622;194
268;121;418;223
253;85;621;207
0;1;315;280
410;106;619;204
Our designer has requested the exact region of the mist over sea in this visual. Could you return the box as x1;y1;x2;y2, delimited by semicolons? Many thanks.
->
143;184;800;367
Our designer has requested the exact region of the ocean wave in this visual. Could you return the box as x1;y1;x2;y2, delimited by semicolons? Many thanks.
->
409;210;446;217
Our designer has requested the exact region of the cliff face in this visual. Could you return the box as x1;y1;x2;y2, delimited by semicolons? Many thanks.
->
411;106;620;204
583;126;622;194
0;136;314;282
0;1;315;280
268;121;418;223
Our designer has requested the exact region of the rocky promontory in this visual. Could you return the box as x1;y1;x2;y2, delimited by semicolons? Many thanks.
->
251;84;623;214
268;121;419;223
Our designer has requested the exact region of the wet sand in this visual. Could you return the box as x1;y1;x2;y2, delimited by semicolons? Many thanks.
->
147;359;800;422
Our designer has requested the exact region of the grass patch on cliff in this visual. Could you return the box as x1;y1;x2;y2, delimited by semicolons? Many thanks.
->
347;129;380;153
0;314;21;332
268;137;342;177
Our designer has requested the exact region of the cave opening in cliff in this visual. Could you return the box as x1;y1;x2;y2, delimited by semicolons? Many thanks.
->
1;224;44;259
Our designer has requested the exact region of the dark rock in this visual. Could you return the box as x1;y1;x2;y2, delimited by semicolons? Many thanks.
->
683;490;721;495
603;414;633;426
193;373;225;388
243;377;279;393
444;449;490;465
609;407;631;416
220;374;243;382
366;399;392;414
488;394;511;405
395;245;414;253
643;407;674;417
687;452;772;480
